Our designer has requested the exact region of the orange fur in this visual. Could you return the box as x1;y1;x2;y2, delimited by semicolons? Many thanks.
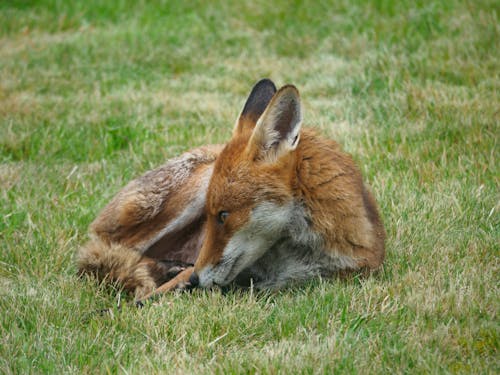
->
192;84;385;289
78;79;385;302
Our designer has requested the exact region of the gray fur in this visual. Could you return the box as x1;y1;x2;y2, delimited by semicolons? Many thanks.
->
198;201;357;289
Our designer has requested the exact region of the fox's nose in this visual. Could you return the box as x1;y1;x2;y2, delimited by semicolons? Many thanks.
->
189;271;199;287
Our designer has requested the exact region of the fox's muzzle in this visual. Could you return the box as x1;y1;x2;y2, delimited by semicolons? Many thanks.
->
189;271;200;287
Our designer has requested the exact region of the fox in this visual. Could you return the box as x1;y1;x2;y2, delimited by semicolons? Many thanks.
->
77;79;386;303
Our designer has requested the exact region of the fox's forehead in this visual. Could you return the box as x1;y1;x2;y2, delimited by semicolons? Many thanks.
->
207;164;254;212
206;137;255;210
206;135;293;212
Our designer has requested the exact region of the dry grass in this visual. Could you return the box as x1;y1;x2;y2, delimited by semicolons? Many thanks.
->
0;0;498;373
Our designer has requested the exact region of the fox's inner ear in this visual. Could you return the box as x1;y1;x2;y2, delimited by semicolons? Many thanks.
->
234;79;277;136
247;85;302;163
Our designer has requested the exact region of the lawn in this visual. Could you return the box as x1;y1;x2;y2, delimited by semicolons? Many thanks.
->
0;0;498;373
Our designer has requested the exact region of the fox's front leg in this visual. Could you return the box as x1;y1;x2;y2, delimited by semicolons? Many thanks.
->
137;267;196;305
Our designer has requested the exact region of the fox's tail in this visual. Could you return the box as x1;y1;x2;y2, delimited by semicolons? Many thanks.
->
77;238;174;299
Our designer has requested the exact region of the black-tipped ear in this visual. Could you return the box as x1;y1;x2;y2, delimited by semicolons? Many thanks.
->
234;79;277;135
241;79;277;123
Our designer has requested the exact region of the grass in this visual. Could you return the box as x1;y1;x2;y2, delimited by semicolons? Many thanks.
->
0;0;498;373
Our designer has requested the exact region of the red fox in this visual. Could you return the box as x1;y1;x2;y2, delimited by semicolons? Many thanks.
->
77;79;385;302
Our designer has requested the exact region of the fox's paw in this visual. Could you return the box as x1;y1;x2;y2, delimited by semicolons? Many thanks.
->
164;265;186;279
172;279;194;291
134;266;196;306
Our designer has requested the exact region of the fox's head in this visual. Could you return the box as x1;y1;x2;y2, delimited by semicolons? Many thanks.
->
191;79;303;288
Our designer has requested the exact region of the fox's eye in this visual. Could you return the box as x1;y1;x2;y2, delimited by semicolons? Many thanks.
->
217;211;229;224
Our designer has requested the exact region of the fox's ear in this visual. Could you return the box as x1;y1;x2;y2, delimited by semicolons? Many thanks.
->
234;79;277;135
247;85;302;163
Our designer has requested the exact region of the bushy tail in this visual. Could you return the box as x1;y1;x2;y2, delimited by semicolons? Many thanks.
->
77;238;172;299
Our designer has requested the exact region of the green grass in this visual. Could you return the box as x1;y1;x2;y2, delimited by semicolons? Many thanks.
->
1;0;498;373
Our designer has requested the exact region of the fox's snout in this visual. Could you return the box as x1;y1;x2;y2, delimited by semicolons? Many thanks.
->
188;271;200;287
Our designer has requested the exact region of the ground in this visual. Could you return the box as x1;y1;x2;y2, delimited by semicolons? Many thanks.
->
0;0;498;373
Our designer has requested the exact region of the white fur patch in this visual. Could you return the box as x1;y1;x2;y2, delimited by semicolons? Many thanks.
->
197;200;360;289
197;201;295;287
